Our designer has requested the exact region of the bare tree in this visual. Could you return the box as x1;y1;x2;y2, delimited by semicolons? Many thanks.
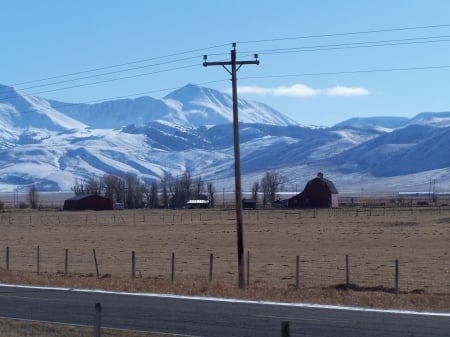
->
103;174;123;201
124;174;145;209
170;170;193;208
207;182;216;208
85;176;103;195
145;181;159;208
251;181;259;201
160;173;171;208
28;184;40;209
260;171;288;207
194;176;204;197
72;178;85;195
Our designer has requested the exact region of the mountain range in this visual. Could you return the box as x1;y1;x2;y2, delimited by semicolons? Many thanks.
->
0;82;449;194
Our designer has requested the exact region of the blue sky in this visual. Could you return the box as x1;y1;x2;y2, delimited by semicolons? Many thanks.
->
2;0;450;126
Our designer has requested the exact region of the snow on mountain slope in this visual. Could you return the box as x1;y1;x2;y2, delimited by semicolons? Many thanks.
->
0;84;86;131
163;84;298;127
333;116;409;128
330;123;450;176
1;81;450;193
50;96;174;129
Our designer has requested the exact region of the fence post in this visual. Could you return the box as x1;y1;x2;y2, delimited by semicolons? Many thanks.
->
246;250;250;288
209;253;213;282
171;252;175;282
395;259;399;295
64;249;68;277
281;321;290;337
94;302;102;337
93;249;100;279
345;254;350;288
295;256;300;289
6;247;9;270
131;251;136;279
36;245;40;275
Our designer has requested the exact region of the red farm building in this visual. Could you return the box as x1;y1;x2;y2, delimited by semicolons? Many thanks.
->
63;194;114;211
287;173;338;208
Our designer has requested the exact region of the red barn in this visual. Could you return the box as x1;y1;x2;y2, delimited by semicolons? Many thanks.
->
63;194;114;211
287;173;338;208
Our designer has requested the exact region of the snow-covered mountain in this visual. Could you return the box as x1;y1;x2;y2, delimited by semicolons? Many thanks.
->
49;84;297;129
0;82;449;193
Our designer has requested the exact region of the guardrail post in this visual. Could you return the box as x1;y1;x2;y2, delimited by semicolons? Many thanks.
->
281;321;290;337
94;302;102;337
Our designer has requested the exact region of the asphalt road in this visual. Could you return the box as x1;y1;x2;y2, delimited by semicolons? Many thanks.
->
0;284;448;337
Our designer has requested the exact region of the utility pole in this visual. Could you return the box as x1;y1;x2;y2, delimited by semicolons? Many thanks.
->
203;43;259;289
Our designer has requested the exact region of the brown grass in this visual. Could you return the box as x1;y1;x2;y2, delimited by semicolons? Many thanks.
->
0;207;449;314
0;318;173;337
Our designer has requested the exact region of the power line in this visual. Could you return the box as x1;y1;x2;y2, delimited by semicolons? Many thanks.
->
2;63;449;114
237;23;450;44
6;24;450;90
241;35;450;56
14;55;201;93
0;63;201;101
3;35;448;103
9;43;231;87
239;65;450;81
2;25;450;104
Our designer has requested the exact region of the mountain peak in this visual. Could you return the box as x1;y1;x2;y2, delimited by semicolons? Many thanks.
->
164;84;298;127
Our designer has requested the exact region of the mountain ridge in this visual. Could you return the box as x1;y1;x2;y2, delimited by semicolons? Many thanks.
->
0;82;449;193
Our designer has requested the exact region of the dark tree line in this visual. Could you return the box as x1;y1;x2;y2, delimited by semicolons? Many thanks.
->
71;171;216;209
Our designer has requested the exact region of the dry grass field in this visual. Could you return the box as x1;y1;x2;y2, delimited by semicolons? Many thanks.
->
0;207;449;305
0;206;449;335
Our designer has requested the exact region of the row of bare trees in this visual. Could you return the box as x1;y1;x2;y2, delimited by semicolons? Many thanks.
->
21;170;288;210
71;171;217;209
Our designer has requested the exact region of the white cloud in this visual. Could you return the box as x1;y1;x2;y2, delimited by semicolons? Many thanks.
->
235;84;369;98
235;84;318;97
273;84;319;97
236;86;271;95
325;86;370;96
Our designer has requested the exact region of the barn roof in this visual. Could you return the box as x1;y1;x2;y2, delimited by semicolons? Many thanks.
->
316;174;338;194
66;194;107;201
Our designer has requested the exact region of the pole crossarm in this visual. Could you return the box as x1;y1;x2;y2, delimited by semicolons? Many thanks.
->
203;60;260;67
202;43;259;289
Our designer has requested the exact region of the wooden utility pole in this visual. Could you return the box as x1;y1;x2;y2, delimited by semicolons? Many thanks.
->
203;43;259;289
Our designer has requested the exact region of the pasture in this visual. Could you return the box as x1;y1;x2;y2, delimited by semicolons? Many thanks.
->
0;206;449;311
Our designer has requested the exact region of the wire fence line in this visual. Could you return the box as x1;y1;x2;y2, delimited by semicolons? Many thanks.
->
1;206;450;226
2;245;449;294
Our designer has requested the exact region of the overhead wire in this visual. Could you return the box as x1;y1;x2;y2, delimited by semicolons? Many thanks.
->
6;63;449;120
10;43;231;87
238;34;450;56
5;23;450;94
236;23;450;44
239;65;450;81
1;23;449;106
